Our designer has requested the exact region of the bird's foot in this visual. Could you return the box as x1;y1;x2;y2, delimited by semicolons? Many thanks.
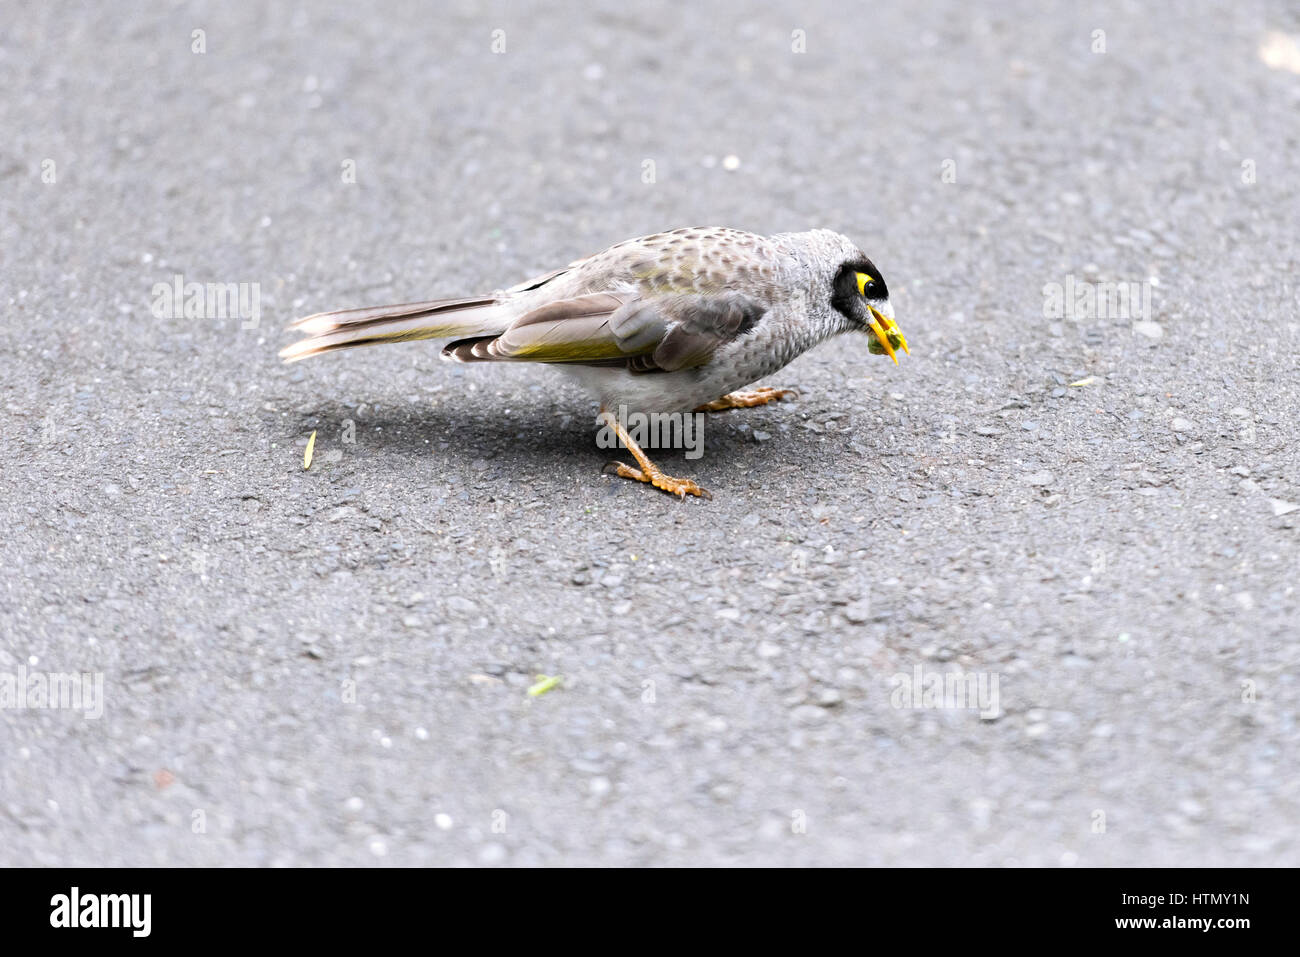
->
695;387;797;412
603;461;712;500
598;406;712;499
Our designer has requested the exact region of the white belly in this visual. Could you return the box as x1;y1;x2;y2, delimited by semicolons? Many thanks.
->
561;363;764;414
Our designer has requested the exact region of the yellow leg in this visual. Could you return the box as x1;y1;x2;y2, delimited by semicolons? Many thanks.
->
599;410;711;500
695;387;796;412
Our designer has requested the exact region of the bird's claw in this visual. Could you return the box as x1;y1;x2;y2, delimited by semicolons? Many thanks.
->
696;387;797;412
603;461;711;500
657;476;711;500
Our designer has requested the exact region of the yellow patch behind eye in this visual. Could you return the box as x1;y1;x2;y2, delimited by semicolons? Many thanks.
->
855;272;874;295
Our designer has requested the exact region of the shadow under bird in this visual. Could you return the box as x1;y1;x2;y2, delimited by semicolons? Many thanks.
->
281;226;908;498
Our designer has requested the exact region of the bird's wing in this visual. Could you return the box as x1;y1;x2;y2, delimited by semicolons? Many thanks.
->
442;291;767;372
641;294;766;372
442;228;783;367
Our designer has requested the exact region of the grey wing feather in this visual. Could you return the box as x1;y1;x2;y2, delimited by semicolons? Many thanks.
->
607;301;670;353
444;293;641;363
649;294;766;372
442;291;766;372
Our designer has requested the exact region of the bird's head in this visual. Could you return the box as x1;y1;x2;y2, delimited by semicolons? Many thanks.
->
831;257;908;363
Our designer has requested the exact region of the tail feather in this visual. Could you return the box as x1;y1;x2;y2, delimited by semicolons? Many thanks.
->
440;336;498;363
280;295;509;362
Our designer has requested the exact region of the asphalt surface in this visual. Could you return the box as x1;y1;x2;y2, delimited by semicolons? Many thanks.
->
2;1;1298;866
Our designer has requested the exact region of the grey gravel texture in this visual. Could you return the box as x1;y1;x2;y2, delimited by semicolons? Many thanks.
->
2;1;1298;866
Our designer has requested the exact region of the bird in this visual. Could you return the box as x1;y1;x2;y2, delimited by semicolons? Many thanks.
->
281;226;907;499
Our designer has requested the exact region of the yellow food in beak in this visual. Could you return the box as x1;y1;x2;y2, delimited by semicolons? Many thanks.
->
868;306;909;364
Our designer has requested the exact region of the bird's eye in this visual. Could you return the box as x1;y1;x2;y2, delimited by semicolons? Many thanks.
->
855;272;875;296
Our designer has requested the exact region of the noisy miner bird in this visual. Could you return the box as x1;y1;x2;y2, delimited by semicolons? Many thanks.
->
281;226;907;499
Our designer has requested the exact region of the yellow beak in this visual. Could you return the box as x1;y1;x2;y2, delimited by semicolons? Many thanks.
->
868;306;909;364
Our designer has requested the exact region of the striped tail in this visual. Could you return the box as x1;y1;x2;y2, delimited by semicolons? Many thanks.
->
279;295;511;362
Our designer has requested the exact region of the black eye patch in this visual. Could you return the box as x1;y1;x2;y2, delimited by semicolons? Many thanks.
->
831;264;867;321
834;259;888;301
